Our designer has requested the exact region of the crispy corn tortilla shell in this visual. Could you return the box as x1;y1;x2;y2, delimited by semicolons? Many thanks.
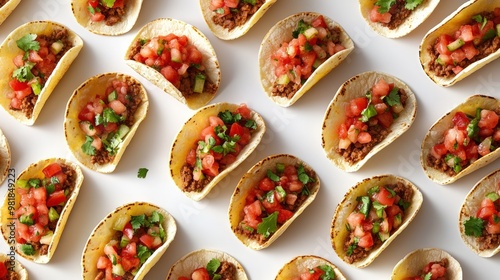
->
124;18;220;110
0;158;84;263
459;169;500;257
259;12;354;107
71;0;143;36
64;72;149;173
0;253;28;279
391;248;462;279
420;0;500;87
331;175;423;268
229;154;320;250
0;128;10;185
82;202;177;280
0;0;21;26
322;71;417;172
275;255;346;280
359;0;440;38
0;21;83;125
199;0;277;40
169;102;266;201
166;249;248;280
420;95;500;185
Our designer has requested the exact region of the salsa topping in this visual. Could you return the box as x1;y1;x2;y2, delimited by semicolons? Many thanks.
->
209;0;265;31
0;260;20;280
271;15;346;99
177;258;236;280
369;0;425;29
87;0;126;26
404;258;449;280
291;264;336;280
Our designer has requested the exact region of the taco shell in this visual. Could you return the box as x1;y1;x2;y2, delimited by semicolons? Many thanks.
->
391;248;462;280
166;249;248;280
199;0;277;40
331;174;423;268
82;202;176;280
0;158;84;263
64;72;149;173
322;71;417;172
259;12;354;107
0;21;83;125
0;253;28;279
459;169;500;257
71;0;143;36
124;18;220;110
169;102;266;201
421;95;500;185
420;0;500;87
0;128;10;185
275;255;346;280
229;154;320;250
359;0;440;38
0;0;21;26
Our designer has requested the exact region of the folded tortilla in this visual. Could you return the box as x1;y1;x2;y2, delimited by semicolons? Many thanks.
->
0;128;10;185
82;201;177;280
275;255;346;280
322;71;417;172
0;0;21;26
64;72;149;173
420;95;500;185
391;248;462;279
229;154;320;250
0;158;84;263
124;18;220;110
331;174;423;268
0;253;28;279
169;102;266;201
0;21;83;125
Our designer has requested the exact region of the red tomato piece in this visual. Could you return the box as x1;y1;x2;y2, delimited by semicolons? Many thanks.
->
96;255;112;269
349;97;369;117
373;187;396;206
121;256;140;272
258;177;276;191
42;163;62;178
46;190;66;207
357;232;374;248
452;111;470;130
9;79;29;91
277;209;294;224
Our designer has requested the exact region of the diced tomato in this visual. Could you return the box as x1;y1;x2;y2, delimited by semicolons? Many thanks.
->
160;65;180;87
186;149;196;166
450;49;466;63
90;12;105;22
277;209;294;224
373;187;396;206
200;125;220;144
258;177;276;191
78;106;95;122
178;277;190;280
386;205;402;217
458;25;475;42
311;15;327;28
462;42;478;60
452;111;470;130
262;193;282;214
29;223;45;242
208;116;224;127
203;160;219;177
486;218;500;234
431;143;448;159
347;212;365;229
123;222;135;240
369;6;391;23
42;163;62;178
139;234;155;249
121;256;140;272
112;0;124;8
376;111;393;128
9;79;29;91
229;123;251;145
357;132;372;144
478;109;499;129
244;200;262;220
46;190;66;207
349;97;369;117
97;256;111;269
435;34;453;55
357;232;374;248
235;104;252;119
191;267;210;280
15;87;32;100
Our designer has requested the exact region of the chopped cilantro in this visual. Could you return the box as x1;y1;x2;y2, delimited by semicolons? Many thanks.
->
385;187;396;198
137;245;152;264
218;110;241;124
466;109;481;140
444;154;462;173
423;272;432;280
375;0;396;13
20;244;35;256
304;41;313;52
398;199;410;210
384;87;401;106
16;34;40;53
28;178;41;188
358;196;371;217
464;217;485;237
297;164;314;185
292;19;311;38
137;168;149;178
81;135;96;155
206;258;221;277
257;211;278;238
359;104;377;122
267;169;280;182
245;119;257;130
243;0;256;5
373;201;387;218
301;186;310;196
346;237;358;256
12;62;35;82
130;214;147;230
318;265;336;280
148;211;163;224
472;14;488;30
101;0;116;8
367;186;379;196
404;0;423;10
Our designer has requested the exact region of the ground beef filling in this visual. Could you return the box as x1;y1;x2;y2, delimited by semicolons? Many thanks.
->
216;261;237;280
100;4;126;26
0;0;8;8
381;0;419;30
178;67;217;98
212;0;265;31
181;164;214;192
2;260;19;280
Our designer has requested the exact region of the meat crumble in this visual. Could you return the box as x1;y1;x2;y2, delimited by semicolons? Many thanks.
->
212;0;265;31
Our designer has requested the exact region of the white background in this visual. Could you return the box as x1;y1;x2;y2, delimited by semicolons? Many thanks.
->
0;0;499;279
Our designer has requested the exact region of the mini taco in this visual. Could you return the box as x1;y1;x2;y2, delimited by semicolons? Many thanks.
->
229;154;320;250
275;255;346;280
421;95;500;185
0;252;28;280
459;169;500;257
359;0;440;38
331;174;422;268
0;0;21;26
82;201;177;280
64;72;149;173
322;71;417;172
170;102;265;201
166;249;248;280
199;0;277;40
391;248;462;280
0;128;10;185
420;0;500;87
0;21;83;125
71;0;143;36
0;158;84;263
125;18;220;110
259;12;354;107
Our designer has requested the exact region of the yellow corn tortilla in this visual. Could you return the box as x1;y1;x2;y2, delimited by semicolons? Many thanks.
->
259;12;354;107
169;102;266;201
0;253;28;279
359;0;441;38
391;248;462;279
459;169;500;257
0;0;21;26
166;249;248;280
0;21;83;125
229;154;320;250
322;71;417;172
0;128;10;185
71;0;143;36
82;201;177;280
199;0;277;40
64;72;149;173
420;95;500;185
331;174;423;268
420;0;500;87
124;18;220;110
275;255;346;280
0;158;84;263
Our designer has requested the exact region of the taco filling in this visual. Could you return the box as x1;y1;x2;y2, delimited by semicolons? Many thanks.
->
6;29;72;118
86;0;126;26
369;0;426;30
336;79;408;164
405;258;449;280
0;0;8;8
236;162;316;244
13;162;76;257
0;260;20;280
176;258;237;280
291;265;336;280
209;0;265;31
77;78;142;165
343;182;413;264
271;15;346;99
426;108;500;176
427;8;500;77
94;211;167;280
128;34;217;99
